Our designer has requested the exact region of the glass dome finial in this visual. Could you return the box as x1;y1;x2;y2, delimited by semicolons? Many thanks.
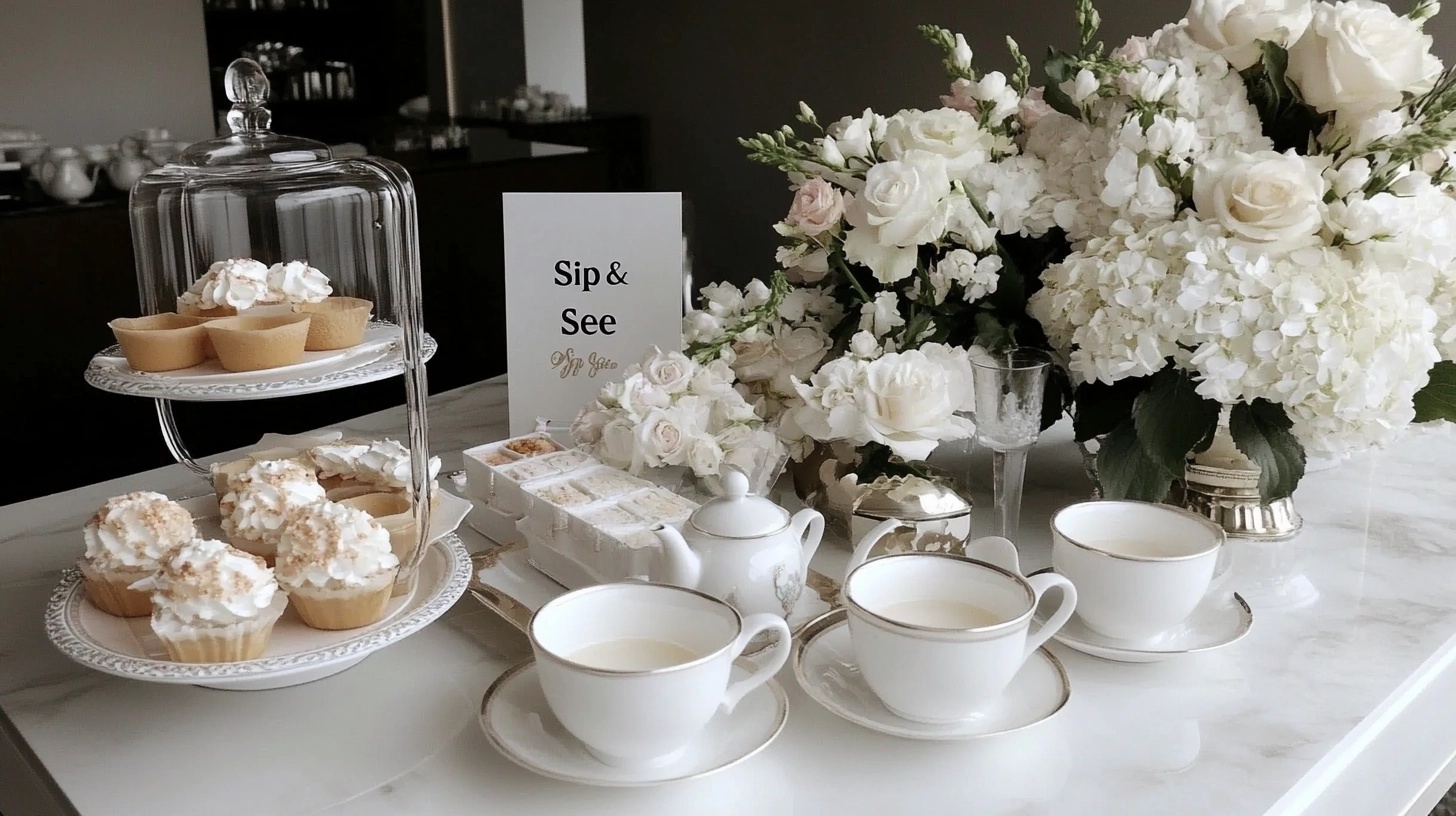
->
224;58;272;134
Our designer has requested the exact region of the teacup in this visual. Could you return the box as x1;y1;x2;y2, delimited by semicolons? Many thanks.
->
1050;500;1224;642
842;523;1077;724
529;582;791;768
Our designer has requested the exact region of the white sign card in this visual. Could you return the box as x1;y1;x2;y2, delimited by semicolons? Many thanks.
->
502;192;685;435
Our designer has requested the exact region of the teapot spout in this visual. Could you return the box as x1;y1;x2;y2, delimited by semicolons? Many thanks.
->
652;524;703;590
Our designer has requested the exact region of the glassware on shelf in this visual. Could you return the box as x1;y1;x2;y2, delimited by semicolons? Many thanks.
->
117;57;435;592
970;348;1053;542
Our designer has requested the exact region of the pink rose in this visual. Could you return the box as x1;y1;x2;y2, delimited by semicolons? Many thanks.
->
1017;87;1054;129
786;178;845;236
940;78;979;114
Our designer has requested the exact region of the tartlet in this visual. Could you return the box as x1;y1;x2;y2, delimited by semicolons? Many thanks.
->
204;313;312;372
292;296;373;350
108;313;210;373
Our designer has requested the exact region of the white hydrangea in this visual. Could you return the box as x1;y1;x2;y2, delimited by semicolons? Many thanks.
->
1031;213;1445;455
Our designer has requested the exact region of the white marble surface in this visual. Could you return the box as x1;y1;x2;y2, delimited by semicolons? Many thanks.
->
4;377;1456;815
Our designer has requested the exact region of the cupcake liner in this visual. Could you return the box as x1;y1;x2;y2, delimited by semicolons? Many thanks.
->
154;594;289;663
204;313;312;372
78;561;154;618
109;313;210;373
287;569;397;630
292;297;373;351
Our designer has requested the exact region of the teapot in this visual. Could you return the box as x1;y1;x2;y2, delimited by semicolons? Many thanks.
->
35;147;98;204
653;468;825;620
105;137;155;192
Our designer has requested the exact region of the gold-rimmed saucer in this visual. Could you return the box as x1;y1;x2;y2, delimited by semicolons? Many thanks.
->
479;657;788;787
792;609;1070;741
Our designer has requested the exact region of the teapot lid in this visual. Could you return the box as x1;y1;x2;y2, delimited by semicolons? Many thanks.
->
852;474;971;521
688;468;790;539
174;59;330;169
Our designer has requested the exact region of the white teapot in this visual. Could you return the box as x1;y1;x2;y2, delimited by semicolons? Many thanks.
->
848;517;1024;579
105;136;155;192
35;147;99;204
653;468;825;620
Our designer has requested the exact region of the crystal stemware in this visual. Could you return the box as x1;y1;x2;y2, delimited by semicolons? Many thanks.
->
971;348;1053;541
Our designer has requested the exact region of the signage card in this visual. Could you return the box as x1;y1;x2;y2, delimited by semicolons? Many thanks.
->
502;192;684;435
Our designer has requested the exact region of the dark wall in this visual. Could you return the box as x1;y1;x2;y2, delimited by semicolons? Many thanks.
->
580;0;1205;289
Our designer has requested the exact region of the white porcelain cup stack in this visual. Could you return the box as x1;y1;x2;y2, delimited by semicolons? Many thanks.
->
528;582;791;769
1049;500;1225;642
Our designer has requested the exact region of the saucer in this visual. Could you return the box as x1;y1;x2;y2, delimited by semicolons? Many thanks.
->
792;609;1069;741
1028;568;1253;664
479;658;788;787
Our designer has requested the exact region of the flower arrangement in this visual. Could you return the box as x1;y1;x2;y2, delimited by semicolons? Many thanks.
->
1021;0;1456;501
570;347;784;484
581;0;1456;505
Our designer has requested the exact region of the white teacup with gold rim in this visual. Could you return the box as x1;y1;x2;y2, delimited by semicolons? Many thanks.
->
529;582;791;769
1050;500;1224;642
841;520;1077;724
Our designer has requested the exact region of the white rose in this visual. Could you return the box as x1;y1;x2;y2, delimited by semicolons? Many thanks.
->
845;151;952;248
1186;0;1313;71
860;291;907;337
699;282;744;317
682;310;724;345
1192;150;1328;249
684;433;725;477
1111;36;1152;62
597;417;639;471
849;331;883;359
731;331;780;383
640;348;695;393
1286;0;1443;116
637;405;696;468
917;343;978;413
569;404;610;446
618;373;671;418
880;109;992;175
786;178;845;236
775;243;831;283
857;350;976;460
828;109;887;159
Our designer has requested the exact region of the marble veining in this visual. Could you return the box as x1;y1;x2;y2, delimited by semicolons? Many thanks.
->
3;377;1456;815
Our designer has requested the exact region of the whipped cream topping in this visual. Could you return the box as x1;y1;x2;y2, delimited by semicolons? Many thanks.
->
308;438;441;490
178;258;272;311
266;261;332;304
220;459;327;544
276;501;399;589
133;538;280;626
83;491;196;572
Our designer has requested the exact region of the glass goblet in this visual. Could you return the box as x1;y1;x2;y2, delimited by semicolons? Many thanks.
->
970;348;1053;542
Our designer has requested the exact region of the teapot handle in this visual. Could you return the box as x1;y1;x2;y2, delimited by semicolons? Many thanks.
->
790;508;824;570
37;160;55;187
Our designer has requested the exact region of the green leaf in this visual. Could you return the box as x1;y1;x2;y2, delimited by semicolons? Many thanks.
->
1415;361;1456;423
1072;377;1148;442
973;311;1016;351
1132;368;1222;480
1040;363;1074;432
1228;399;1307;502
1096;419;1176;502
1042;48;1083;119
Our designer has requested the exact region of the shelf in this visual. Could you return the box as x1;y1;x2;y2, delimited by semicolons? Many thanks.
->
83;322;436;401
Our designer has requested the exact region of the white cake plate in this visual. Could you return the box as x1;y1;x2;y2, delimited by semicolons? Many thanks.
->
83;322;437;401
45;492;473;691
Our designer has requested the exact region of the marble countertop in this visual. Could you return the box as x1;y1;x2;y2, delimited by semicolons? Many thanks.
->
4;377;1456;816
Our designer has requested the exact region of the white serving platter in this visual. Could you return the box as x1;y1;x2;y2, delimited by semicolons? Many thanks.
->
45;491;473;691
83;322;437;401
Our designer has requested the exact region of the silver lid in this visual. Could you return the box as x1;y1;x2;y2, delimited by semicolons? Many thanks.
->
851;474;971;522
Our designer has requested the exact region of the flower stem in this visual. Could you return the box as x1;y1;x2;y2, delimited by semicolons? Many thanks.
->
835;256;873;304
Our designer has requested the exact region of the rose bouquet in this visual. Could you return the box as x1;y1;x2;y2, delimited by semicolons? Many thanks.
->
570;347;785;489
1021;0;1456;501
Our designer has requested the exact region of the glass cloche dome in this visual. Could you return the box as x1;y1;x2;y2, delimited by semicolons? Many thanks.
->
106;58;437;584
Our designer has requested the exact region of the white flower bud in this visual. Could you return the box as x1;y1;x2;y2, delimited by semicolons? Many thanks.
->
952;33;974;69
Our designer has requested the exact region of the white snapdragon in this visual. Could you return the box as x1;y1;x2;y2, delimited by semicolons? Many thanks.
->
860;291;907;337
